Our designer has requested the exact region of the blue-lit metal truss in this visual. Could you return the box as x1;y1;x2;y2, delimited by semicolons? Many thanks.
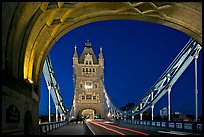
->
126;38;202;117
43;55;67;115
103;39;201;118
43;38;201;120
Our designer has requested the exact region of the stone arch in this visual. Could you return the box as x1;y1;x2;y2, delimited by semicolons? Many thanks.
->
1;2;202;134
24;111;33;135
81;108;96;119
2;2;202;95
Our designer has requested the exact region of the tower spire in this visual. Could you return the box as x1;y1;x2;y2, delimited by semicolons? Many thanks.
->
99;47;104;59
73;45;78;58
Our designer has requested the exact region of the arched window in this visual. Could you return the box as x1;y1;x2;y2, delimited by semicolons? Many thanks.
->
89;68;92;72
86;95;92;100
85;82;92;89
89;61;92;65
80;84;83;88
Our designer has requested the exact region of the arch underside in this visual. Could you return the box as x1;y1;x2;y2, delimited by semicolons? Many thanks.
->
81;108;96;119
2;2;202;95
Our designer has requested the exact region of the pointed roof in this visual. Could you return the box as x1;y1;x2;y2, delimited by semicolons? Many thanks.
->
79;40;98;64
99;47;104;59
73;45;78;58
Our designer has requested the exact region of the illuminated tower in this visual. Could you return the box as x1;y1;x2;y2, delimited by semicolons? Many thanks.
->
73;40;104;119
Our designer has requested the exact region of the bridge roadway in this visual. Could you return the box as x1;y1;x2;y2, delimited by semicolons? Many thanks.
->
45;119;200;135
46;122;84;135
85;119;152;135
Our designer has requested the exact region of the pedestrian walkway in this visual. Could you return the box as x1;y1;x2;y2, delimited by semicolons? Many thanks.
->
46;122;84;135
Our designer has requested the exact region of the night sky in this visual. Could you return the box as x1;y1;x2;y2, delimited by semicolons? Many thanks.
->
39;20;202;116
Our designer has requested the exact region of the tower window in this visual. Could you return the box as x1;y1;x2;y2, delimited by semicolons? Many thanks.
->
82;68;85;72
86;95;92;100
85;82;92;89
80;84;83;88
86;60;88;65
86;68;88;72
89;61;92;65
93;68;95;72
93;96;96;100
89;68;92;72
82;96;85;100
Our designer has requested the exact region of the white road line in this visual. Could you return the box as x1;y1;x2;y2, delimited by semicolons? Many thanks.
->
85;122;96;135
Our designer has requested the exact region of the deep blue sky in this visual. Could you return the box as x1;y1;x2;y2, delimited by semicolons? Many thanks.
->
39;20;202;116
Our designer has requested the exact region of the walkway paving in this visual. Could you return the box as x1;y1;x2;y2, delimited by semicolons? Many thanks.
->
46;123;85;135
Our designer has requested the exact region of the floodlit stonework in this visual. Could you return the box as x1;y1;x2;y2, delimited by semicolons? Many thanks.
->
73;41;105;119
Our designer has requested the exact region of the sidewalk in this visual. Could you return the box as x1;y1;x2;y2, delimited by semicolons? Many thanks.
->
46;123;85;135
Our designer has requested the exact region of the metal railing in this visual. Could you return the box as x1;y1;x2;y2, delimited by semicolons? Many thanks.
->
115;119;202;134
39;120;67;134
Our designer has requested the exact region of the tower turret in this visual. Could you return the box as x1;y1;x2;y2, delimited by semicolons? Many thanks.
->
72;40;105;119
99;47;104;66
73;45;78;66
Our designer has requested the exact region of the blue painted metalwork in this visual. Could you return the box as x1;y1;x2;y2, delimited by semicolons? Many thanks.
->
43;55;67;115
126;38;202;116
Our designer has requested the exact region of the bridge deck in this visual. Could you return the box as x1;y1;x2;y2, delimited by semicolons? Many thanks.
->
46;122;84;135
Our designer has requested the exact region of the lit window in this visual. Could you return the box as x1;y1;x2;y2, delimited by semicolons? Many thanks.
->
85;82;93;89
86;95;92;100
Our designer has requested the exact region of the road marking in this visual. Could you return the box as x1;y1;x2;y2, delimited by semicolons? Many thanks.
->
89;121;126;135
85;121;96;135
99;122;149;135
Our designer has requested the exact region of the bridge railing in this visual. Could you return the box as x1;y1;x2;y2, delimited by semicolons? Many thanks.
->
115;119;202;134
39;120;67;134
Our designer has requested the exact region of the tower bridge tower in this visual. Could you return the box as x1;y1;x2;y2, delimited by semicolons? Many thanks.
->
73;40;104;119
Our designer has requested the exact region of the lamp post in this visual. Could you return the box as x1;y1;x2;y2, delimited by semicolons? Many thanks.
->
194;48;199;122
48;85;51;123
167;86;172;121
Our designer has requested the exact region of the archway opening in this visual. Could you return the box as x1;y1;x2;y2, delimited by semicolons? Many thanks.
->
39;19;202;123
82;109;96;119
1;2;202;135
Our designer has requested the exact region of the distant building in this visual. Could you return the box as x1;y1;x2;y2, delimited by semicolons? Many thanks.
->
73;40;105;119
173;111;181;115
160;107;168;117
